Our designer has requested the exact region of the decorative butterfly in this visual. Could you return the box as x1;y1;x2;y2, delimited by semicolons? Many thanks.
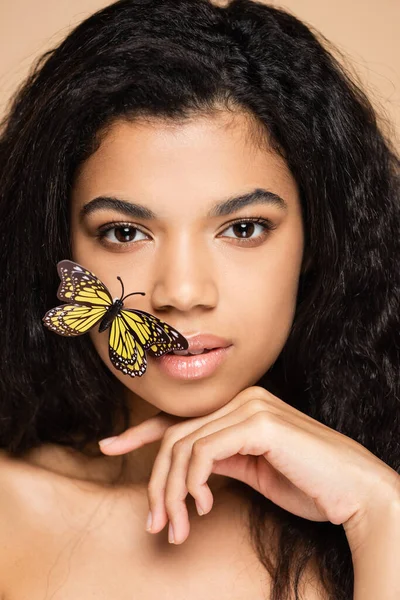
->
42;260;189;377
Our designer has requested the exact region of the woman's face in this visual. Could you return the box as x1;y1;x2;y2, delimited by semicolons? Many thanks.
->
70;111;305;418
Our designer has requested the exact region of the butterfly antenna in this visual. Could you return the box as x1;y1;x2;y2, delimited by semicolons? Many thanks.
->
117;276;125;300
117;276;146;300
123;291;146;300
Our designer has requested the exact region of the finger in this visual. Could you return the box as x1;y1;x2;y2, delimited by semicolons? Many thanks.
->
100;386;261;456
145;433;175;534
186;412;344;523
158;402;267;544
212;453;326;522
147;399;268;537
185;413;276;507
145;407;254;534
98;412;177;454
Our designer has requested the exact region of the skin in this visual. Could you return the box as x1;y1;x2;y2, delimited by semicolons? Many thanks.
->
69;109;306;488
69;109;400;599
6;109;398;599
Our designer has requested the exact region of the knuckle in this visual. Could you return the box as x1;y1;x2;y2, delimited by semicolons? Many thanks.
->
158;437;172;456
249;409;272;430
244;397;268;415
186;475;198;496
164;491;176;512
192;437;208;456
164;487;186;513
241;385;267;400
243;386;277;406
160;429;182;453
171;437;189;457
147;481;159;505
163;425;180;444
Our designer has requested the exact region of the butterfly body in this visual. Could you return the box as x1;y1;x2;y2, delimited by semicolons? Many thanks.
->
43;260;189;377
98;298;124;333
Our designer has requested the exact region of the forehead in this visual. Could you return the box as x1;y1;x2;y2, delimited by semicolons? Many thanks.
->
71;111;298;216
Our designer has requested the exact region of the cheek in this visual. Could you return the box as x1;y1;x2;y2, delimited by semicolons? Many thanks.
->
89;325;165;392
85;221;304;416
233;235;303;370
233;279;298;384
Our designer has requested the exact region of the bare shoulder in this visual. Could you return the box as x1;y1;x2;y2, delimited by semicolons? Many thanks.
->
0;450;63;596
0;451;29;594
0;449;57;513
0;449;35;526
0;452;332;600
0;448;85;533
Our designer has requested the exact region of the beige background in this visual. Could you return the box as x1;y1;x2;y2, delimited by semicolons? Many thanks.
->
0;0;399;149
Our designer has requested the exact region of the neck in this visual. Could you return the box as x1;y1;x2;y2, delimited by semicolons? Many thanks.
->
19;389;234;496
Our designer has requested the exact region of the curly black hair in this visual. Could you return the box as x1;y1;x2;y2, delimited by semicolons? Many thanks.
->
0;1;398;598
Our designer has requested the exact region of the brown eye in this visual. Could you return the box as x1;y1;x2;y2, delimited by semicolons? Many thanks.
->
114;226;138;242
98;224;149;245
221;218;275;243
231;222;256;238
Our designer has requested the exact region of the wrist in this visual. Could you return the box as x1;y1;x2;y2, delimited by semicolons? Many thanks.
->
343;469;400;559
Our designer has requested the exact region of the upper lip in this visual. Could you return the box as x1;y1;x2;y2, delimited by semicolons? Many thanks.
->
180;333;232;352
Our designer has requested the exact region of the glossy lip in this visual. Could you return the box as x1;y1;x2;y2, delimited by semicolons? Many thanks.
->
155;346;233;380
181;333;232;353
151;332;233;380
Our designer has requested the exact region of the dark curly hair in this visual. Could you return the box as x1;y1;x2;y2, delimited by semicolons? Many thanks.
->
0;1;398;598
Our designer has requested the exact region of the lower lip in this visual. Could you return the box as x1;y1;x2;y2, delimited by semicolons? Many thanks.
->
154;346;232;380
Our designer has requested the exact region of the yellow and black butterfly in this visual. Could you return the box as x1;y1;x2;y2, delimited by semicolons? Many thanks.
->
42;260;189;377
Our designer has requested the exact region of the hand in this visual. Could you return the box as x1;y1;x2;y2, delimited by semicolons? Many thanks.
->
99;385;399;546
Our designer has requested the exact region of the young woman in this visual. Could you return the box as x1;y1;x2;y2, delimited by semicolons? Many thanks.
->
0;0;398;598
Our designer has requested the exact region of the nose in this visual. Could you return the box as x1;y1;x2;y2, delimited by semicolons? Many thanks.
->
149;234;218;314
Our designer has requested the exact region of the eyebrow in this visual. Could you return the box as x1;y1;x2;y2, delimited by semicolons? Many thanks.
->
79;187;288;222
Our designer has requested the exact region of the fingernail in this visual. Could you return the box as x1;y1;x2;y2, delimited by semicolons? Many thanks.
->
195;500;204;516
168;521;175;544
98;436;118;447
146;511;153;532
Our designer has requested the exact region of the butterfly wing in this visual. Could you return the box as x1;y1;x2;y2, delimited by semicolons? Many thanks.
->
43;304;108;336
43;260;112;336
108;315;147;377
120;308;189;357
46;260;188;376
56;260;113;308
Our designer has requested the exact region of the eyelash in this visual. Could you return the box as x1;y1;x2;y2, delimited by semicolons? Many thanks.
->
95;216;277;248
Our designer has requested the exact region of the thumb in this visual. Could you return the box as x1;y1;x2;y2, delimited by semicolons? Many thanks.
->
98;412;178;455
